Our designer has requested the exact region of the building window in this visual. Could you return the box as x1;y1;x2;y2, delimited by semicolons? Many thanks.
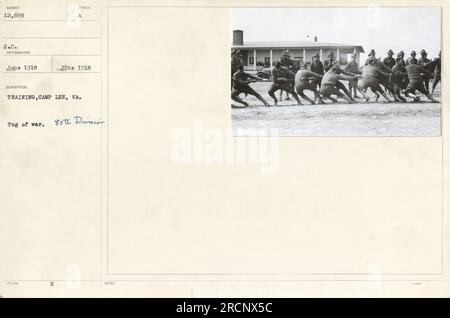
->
249;57;254;65
264;57;270;66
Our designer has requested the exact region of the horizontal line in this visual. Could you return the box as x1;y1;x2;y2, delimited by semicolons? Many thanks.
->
2;37;100;39
4;280;101;282
108;5;443;8
107;272;443;276
4;72;101;74
3;279;445;282
2;20;100;22
3;54;101;57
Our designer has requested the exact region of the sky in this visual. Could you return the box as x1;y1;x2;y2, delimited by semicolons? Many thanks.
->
232;7;441;61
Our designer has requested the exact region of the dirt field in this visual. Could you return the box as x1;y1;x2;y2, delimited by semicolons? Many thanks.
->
232;80;441;136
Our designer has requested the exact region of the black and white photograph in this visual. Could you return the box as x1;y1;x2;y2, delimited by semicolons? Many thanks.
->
231;7;442;136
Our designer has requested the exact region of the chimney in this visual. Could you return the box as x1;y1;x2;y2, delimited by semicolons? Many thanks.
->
233;30;243;46
314;36;318;42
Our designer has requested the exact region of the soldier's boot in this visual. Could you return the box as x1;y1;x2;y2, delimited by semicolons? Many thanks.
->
268;90;278;106
291;92;302;106
391;93;401;102
326;96;338;103
396;91;406;102
431;81;439;96
231;93;249;107
253;93;270;107
299;92;315;105
405;92;417;101
374;91;380;102
426;93;437;103
338;92;354;104
380;92;392;103
358;88;370;103
315;92;325;104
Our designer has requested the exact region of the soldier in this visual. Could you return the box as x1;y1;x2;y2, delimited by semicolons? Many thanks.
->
364;49;376;65
334;63;356;101
319;51;354;101
294;62;324;105
231;50;244;89
406;50;417;65
383;49;395;69
310;53;324;89
404;59;437;102
280;50;295;69
357;56;392;103
431;51;441;96
397;50;406;66
279;50;296;101
389;57;408;102
231;65;269;107
372;57;399;101
344;52;361;98
323;51;336;72
268;61;301;106
319;61;356;104
418;49;432;93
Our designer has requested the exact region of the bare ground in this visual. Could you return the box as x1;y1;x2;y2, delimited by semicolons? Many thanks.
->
231;81;441;136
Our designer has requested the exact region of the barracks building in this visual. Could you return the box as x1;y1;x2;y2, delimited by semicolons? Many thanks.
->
232;30;365;70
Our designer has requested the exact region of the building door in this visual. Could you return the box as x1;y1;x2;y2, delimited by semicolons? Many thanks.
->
264;57;270;67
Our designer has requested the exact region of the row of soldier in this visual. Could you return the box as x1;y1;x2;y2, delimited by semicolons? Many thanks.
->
231;48;441;107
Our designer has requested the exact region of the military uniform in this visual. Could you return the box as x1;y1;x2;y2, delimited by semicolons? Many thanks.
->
310;57;324;75
333;67;355;100
268;65;301;105
323;58;335;72
358;65;382;89
231;69;269;107
405;51;417;65
383;56;395;69
374;58;397;98
432;52;441;95
310;55;324;89
358;65;391;101
418;50;431;93
344;56;361;97
383;50;395;69
397;51;406;66
392;63;408;89
231;50;244;89
404;64;436;101
406;57;417;65
364;49;376;65
418;55;431;67
294;67;324;104
280;51;296;71
279;51;299;100
357;57;393;102
323;51;336;72
319;65;355;103
389;61;408;102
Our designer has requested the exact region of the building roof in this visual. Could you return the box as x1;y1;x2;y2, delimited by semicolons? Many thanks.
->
232;41;365;53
